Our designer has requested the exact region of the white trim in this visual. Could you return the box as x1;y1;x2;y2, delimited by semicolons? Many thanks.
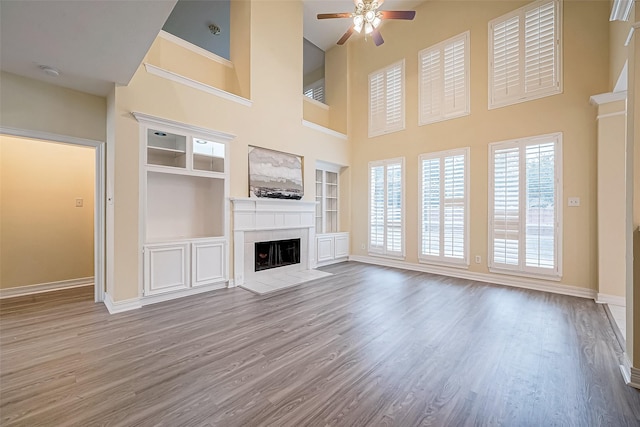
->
132;112;236;142
348;255;595;299
315;160;345;172
620;353;640;389
597;111;626;120
302;120;348;140
589;91;627;106
614;61;628;93
595;293;626;307
624;22;640;46
141;282;228;306
610;0;634;21
0;278;94;299
158;30;233;68
143;63;252;107
302;95;329;110
0;126;106;303
103;292;142;314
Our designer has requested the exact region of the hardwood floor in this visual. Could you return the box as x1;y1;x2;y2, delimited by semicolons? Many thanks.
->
1;262;639;426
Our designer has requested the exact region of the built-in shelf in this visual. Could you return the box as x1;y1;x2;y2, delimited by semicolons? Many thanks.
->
148;146;186;154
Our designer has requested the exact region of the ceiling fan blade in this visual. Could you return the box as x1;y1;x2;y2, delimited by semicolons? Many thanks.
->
337;27;355;45
372;29;384;46
317;13;352;19
380;10;416;20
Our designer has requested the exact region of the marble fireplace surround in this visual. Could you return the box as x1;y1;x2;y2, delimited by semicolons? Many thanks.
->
231;198;317;287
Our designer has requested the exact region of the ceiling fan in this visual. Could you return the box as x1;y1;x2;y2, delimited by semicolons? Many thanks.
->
317;0;416;47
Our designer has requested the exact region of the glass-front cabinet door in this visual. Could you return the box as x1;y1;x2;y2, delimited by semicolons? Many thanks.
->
193;138;225;173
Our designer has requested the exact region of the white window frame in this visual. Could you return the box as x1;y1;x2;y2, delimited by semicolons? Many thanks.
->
418;31;471;125
368;157;405;259
488;0;562;109
304;78;325;104
368;60;406;138
418;148;470;267
488;132;563;280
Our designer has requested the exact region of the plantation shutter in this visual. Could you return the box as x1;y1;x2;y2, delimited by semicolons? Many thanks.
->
443;38;467;116
369;61;405;137
443;154;465;259
491;15;521;102
420;158;440;256
369;71;385;136
386;161;403;255
369;165;385;253
419;32;469;125
492;146;520;266
525;142;555;269
489;0;561;108
420;50;442;122
490;134;561;277
419;149;468;265
524;1;557;94
386;65;403;129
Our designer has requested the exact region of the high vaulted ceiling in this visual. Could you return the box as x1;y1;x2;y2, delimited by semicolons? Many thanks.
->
0;0;423;97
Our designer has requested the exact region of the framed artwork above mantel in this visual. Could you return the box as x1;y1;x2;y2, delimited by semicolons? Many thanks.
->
248;146;303;200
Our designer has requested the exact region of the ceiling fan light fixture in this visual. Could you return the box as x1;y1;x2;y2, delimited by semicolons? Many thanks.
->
365;10;375;22
353;15;364;33
364;22;374;34
372;16;382;28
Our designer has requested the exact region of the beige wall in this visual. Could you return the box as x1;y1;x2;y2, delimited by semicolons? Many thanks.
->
108;0;350;301
597;99;627;299
303;97;330;127
0;71;106;142
0;135;94;289
326;45;349;135
347;0;609;291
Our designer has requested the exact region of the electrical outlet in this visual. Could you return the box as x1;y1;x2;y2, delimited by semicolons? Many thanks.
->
475;255;481;264
568;197;580;207
75;198;83;207
361;243;365;250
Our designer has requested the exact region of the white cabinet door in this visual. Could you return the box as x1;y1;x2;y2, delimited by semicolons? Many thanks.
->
144;243;190;296
334;234;349;259
317;236;334;263
192;241;226;287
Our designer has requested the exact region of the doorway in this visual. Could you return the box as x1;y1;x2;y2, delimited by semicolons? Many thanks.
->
0;129;105;302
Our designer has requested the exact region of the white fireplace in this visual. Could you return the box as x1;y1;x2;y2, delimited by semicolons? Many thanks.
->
231;198;317;286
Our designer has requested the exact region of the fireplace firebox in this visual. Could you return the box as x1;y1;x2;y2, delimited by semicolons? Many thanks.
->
255;238;301;272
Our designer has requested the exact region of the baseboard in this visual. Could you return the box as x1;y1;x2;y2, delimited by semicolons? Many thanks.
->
103;292;142;314
620;353;640;389
0;277;94;299
348;255;596;300
596;293;626;307
316;257;349;268
141;282;228;307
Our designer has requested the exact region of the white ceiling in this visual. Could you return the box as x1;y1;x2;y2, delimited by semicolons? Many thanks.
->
0;0;423;97
0;0;177;96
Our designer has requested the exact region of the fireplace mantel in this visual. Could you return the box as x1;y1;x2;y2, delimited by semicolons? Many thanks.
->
231;198;317;286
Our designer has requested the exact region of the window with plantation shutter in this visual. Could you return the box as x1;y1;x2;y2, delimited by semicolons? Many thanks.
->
489;133;562;278
304;79;325;104
419;148;469;266
369;60;405;137
419;32;470;125
369;158;405;258
489;0;561;109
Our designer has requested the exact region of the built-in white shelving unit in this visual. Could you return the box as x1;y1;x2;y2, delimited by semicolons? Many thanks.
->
134;112;234;302
315;161;349;266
